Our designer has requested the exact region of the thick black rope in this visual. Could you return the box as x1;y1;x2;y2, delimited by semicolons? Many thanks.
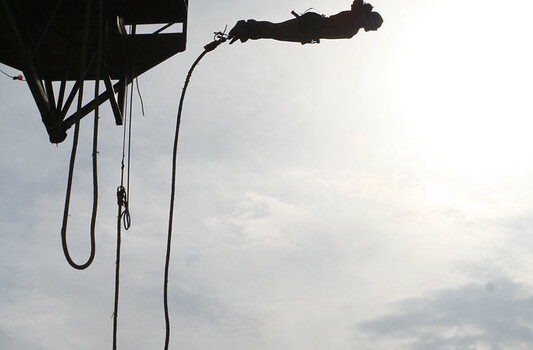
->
164;33;227;350
60;0;97;270
112;24;135;350
112;204;122;350
112;94;133;350
112;101;131;350
91;0;103;273
113;186;128;350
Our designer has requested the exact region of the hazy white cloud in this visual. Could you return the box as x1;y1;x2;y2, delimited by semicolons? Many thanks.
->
360;277;533;349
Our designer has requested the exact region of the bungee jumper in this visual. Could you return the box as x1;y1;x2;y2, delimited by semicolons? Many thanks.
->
228;0;383;45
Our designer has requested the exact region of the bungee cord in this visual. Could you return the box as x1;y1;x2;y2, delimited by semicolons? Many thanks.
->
163;30;228;350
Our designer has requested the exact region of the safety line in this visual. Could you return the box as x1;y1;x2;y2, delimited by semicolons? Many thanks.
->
112;22;136;350
164;31;228;350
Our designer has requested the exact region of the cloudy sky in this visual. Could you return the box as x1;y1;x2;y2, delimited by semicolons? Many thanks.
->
2;0;533;349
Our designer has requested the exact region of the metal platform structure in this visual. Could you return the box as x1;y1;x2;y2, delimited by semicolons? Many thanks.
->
0;0;188;143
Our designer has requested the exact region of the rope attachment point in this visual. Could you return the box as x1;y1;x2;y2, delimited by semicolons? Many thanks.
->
204;28;229;52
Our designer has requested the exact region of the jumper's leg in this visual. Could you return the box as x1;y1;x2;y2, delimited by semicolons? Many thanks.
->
249;19;303;43
230;13;325;44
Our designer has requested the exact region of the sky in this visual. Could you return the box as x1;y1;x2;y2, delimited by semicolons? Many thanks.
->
2;0;533;349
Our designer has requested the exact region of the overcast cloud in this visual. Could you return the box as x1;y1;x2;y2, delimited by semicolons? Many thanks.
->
361;277;533;349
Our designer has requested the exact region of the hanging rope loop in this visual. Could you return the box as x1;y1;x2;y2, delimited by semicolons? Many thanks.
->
60;0;100;271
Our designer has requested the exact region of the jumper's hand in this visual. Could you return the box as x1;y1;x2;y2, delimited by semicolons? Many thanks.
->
228;20;250;44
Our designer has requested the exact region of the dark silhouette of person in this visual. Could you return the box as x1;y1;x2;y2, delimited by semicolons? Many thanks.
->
228;0;383;45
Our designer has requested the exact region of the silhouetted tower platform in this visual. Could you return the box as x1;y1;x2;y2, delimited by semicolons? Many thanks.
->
0;0;188;143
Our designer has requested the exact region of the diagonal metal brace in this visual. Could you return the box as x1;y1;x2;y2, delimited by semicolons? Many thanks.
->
63;79;125;130
1;1;66;143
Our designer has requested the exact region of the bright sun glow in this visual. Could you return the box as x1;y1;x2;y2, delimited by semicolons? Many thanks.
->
393;0;533;182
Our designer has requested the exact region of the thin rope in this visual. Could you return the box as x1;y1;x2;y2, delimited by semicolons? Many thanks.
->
127;74;135;210
135;77;146;117
164;33;227;350
0;68;11;78
303;7;320;14
0;68;24;81
0;68;14;78
120;80;128;188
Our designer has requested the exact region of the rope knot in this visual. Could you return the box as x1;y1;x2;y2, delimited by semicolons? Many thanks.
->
204;26;229;52
116;186;131;230
116;186;127;207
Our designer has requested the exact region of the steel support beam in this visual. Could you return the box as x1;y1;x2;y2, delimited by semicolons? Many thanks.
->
63;79;124;130
104;76;124;125
117;78;127;117
1;1;66;143
45;80;57;114
59;80;80;121
57;79;67;111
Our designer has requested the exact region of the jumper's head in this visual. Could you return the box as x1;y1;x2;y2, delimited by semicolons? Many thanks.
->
351;1;383;32
363;11;383;32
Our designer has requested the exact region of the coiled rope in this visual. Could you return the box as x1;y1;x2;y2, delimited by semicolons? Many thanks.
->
164;31;228;350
